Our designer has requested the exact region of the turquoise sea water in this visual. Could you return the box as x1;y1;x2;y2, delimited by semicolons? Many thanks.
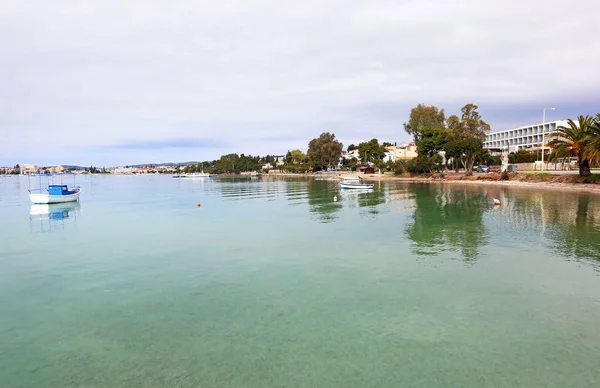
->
1;174;600;387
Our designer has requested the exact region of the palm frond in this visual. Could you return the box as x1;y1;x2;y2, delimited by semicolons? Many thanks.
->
586;115;600;160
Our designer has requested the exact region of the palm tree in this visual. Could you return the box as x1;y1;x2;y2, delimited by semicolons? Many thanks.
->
549;146;577;171
586;114;600;164
548;115;598;177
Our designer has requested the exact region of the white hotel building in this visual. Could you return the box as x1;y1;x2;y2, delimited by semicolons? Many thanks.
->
483;120;568;153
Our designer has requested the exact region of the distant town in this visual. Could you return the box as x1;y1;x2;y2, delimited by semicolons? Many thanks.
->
0;141;419;176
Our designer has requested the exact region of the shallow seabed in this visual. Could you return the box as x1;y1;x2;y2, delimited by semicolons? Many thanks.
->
1;175;599;387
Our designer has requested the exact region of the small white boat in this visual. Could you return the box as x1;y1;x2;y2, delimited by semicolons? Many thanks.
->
340;182;374;189
28;173;81;204
174;171;210;178
29;189;80;204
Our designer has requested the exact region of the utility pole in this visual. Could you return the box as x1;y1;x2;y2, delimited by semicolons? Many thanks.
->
541;108;555;171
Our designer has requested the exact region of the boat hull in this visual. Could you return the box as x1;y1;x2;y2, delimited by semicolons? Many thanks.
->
29;191;80;204
174;173;210;178
340;183;374;189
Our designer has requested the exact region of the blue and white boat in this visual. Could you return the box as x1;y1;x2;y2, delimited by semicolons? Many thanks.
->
28;173;81;204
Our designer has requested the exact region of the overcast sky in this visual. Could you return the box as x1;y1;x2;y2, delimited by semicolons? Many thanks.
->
2;0;599;166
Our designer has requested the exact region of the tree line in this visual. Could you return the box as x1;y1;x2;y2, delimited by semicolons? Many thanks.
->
403;103;493;175
183;154;289;174
183;105;600;178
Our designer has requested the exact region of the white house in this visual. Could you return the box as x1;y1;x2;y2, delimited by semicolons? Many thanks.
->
382;150;394;163
20;164;39;174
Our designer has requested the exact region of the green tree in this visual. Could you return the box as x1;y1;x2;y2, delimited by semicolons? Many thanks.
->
443;104;490;175
343;157;358;171
444;137;483;174
347;144;358;152
460;104;490;140
477;150;501;166
358;138;385;164
407;155;434;174
548;146;577;170
382;141;393;147
404;104;446;157
322;141;344;170
290;149;307;164
586;114;600;163
218;153;240;173
237;154;261;172
509;150;537;163
403;104;446;146
307;132;343;171
549;115;597;177
418;126;447;157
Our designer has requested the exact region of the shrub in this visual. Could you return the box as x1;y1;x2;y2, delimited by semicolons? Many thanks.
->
583;174;600;184
407;155;434;174
524;172;551;179
509;150;538;163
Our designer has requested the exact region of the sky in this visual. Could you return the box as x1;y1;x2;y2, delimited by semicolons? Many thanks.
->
1;0;599;167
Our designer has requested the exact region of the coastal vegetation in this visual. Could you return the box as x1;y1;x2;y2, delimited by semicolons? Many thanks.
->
306;132;344;171
177;106;600;186
509;150;538;163
403;103;490;175
183;154;272;174
549;115;600;177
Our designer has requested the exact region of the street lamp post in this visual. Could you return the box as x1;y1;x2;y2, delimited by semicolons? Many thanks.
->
541;107;556;171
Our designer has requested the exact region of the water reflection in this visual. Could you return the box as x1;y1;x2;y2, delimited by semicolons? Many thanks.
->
338;186;387;218
217;176;307;201
29;202;81;233
306;179;342;223
401;183;600;266
539;194;600;265
405;185;489;262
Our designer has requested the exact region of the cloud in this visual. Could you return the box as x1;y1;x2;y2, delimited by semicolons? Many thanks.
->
109;138;225;150
1;0;599;165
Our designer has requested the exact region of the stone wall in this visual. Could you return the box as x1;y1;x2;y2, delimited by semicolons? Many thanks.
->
514;162;577;171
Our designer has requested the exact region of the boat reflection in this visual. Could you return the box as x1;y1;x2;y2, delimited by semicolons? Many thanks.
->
29;202;81;232
337;185;387;218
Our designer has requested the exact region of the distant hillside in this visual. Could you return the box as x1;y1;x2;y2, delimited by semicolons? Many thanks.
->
62;165;86;170
40;162;200;169
40;165;86;170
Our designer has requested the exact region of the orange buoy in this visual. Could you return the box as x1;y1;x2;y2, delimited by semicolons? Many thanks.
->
197;204;201;207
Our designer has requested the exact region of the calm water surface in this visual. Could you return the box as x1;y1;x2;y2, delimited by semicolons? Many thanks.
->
1;175;600;387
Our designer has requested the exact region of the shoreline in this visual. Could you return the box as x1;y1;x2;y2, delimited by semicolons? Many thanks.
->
364;176;600;193
292;171;600;194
